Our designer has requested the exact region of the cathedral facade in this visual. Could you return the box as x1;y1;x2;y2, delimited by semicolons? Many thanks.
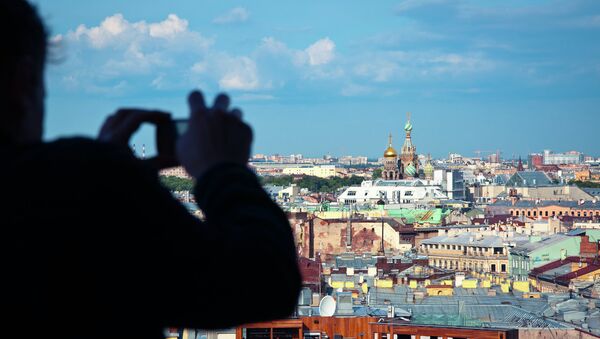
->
381;113;420;180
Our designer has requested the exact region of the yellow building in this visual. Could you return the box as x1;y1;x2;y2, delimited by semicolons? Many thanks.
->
419;231;513;276
426;285;454;296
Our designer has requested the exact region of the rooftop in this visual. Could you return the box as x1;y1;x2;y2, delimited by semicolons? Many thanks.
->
492;199;600;210
510;234;574;255
506;171;554;187
421;232;528;248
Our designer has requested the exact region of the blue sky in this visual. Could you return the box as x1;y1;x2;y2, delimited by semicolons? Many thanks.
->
36;0;600;158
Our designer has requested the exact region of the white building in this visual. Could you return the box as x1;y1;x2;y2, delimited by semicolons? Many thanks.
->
337;179;447;207
282;165;338;178
433;169;466;200
543;150;583;165
159;166;191;179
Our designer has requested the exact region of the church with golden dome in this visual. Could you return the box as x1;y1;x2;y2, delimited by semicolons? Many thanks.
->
382;113;420;180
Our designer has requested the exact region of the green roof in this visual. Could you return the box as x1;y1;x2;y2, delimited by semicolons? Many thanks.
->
387;208;449;224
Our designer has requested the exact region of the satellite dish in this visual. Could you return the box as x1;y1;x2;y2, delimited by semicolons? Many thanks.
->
319;296;336;317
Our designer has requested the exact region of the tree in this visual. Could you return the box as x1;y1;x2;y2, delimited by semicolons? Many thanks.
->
261;174;364;193
570;180;600;188
159;176;194;191
372;168;382;179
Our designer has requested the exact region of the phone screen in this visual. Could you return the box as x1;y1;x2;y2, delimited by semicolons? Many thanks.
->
130;123;157;159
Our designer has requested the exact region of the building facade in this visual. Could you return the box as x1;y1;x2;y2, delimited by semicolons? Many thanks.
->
282;165;338;178
418;230;528;275
506;200;600;218
337;179;447;206
433;169;466;200
543;150;584;165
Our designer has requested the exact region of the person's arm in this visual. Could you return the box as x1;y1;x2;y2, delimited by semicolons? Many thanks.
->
96;91;300;330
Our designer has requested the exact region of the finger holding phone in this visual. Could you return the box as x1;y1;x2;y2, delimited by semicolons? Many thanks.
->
176;90;252;179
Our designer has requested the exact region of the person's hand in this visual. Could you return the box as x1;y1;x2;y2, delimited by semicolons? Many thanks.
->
98;109;177;169
176;90;252;179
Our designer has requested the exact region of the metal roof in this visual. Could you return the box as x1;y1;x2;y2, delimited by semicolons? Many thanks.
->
421;232;529;248
509;234;574;255
506;171;554;187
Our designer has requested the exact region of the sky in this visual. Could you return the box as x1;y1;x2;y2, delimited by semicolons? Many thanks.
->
35;0;600;159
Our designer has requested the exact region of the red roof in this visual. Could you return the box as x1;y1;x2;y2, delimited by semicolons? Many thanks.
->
529;256;600;285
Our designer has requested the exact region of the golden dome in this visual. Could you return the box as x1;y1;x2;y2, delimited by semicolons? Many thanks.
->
383;133;397;158
384;146;398;158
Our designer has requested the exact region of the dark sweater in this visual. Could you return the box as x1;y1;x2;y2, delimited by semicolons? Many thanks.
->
1;138;301;339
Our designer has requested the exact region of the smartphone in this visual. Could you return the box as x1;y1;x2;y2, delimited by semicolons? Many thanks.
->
152;118;188;165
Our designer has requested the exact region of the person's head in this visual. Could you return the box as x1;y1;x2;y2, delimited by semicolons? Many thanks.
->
0;0;47;145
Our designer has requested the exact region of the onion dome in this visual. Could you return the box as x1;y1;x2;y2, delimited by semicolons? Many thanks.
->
384;147;398;158
405;162;417;177
424;162;434;176
404;121;413;132
383;133;398;158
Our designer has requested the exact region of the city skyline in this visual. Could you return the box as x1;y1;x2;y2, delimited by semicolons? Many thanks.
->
37;0;600;158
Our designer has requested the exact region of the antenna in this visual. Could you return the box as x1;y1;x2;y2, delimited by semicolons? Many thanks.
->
407;111;411;122
319;296;336;317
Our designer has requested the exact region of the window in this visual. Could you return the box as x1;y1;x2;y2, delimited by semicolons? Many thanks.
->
491;264;496;272
347;191;356;196
404;191;413;196
501;264;506;272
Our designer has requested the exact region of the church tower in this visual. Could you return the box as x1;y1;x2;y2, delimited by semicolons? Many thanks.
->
382;133;400;180
400;112;419;178
424;154;434;180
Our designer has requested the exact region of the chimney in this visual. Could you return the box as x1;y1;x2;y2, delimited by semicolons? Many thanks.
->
346;218;352;250
308;218;315;259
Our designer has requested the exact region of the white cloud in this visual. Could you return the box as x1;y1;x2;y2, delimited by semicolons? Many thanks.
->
67;13;210;49
149;14;189;39
191;55;261;91
213;7;250;24
219;56;260;90
352;51;493;82
56;13;213;94
354;59;400;82
305;38;335;66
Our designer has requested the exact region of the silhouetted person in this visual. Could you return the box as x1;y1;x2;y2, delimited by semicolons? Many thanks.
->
0;1;301;338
